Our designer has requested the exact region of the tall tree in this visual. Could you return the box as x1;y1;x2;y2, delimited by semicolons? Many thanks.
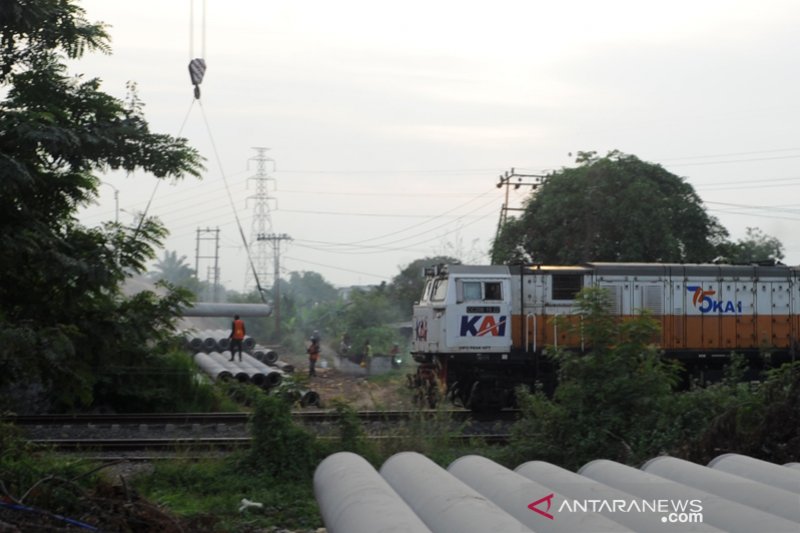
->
719;227;785;264
0;0;203;410
389;255;459;318
491;151;728;264
150;250;196;286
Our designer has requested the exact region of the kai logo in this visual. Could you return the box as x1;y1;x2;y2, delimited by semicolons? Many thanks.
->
687;286;742;314
460;315;507;337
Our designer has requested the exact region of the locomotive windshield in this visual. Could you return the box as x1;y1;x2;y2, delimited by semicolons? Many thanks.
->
431;278;448;301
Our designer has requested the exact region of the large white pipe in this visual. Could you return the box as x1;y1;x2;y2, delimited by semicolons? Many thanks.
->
241;353;283;387
208;351;250;382
580;459;800;532
192;352;232;381
314;452;432;533
182;302;272;317
515;461;720;532
218;351;266;386
448;455;630;532
708;454;800;494
642;456;800;523
380;452;532;532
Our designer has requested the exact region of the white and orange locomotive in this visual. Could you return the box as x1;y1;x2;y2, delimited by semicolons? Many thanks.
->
411;263;799;411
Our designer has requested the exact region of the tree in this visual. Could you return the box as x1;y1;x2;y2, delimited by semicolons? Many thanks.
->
150;250;196;286
0;0;203;411
718;227;784;264
506;287;683;469
388;255;459;318
491;151;729;264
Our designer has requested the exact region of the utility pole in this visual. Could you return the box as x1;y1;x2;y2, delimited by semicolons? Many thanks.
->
194;227;221;301
257;233;292;336
244;147;277;293
495;168;547;243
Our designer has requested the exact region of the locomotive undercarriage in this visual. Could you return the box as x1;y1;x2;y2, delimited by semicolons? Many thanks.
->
411;349;797;411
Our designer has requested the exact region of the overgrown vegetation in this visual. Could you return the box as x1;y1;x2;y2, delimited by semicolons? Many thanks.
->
503;287;800;470
0;0;203;413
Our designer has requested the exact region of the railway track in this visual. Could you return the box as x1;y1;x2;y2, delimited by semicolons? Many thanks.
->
3;410;516;455
5;409;520;425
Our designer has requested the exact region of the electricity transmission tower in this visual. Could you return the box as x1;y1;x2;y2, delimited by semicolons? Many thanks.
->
244;147;276;293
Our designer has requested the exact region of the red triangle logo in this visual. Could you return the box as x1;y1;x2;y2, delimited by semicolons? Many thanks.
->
528;493;555;520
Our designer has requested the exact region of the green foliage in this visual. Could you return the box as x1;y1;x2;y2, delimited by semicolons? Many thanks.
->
388;255;459;318
717;227;785;264
0;0;203;411
135;457;321;530
246;395;319;480
505;287;684;469
149;249;198;289
685;362;800;464
505;287;800;470
492;150;729;264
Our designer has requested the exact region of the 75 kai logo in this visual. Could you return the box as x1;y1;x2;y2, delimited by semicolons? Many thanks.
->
687;286;742;314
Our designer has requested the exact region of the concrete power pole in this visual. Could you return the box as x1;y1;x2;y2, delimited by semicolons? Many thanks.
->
257;233;292;336
194;227;221;301
244;147;276;293
494;168;547;243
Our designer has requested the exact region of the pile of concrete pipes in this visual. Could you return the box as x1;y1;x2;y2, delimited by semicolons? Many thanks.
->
192;351;285;388
184;329;256;354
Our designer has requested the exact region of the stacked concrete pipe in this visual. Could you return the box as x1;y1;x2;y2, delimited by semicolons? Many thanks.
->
206;351;250;383
192;352;233;382
241;353;284;388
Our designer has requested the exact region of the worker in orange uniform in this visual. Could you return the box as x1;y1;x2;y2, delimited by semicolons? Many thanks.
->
228;314;246;361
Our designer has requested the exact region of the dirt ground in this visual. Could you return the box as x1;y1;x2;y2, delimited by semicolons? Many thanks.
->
282;348;416;410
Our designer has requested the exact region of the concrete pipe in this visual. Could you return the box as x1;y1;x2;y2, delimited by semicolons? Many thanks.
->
240;354;283;388
208;352;250;382
315;452;431;533
181;302;272;317
243;335;256;351
273;360;294;373
380;451;532;533
515;461;720;533
708;453;800;495
192;352;233;381
448;455;630;532
642;456;800;523
300;390;321;407
201;332;218;353
220;351;267;386
252;345;278;363
185;333;204;352
580;459;800;533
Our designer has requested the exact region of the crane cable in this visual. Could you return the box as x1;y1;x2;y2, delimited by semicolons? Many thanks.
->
133;0;269;303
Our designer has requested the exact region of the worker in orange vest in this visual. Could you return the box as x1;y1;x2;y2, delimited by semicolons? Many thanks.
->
228;314;246;361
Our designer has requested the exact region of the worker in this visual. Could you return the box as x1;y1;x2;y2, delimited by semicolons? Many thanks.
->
228;314;246;361
307;336;321;377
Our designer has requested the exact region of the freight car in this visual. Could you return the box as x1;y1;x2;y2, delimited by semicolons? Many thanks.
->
410;262;799;411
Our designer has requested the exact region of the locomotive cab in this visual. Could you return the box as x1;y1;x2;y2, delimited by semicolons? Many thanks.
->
412;264;512;359
411;264;515;410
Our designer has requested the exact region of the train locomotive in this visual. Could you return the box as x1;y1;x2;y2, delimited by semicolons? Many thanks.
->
410;262;799;411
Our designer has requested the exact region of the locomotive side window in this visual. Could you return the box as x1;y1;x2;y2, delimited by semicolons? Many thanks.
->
485;282;502;301
552;274;583;300
463;282;482;301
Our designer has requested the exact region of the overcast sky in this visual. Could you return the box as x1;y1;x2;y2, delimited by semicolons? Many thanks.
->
74;0;800;291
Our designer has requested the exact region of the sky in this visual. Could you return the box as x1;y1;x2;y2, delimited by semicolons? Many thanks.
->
73;0;800;292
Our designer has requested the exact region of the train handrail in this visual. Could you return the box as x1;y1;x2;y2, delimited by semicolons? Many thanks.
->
525;313;537;353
